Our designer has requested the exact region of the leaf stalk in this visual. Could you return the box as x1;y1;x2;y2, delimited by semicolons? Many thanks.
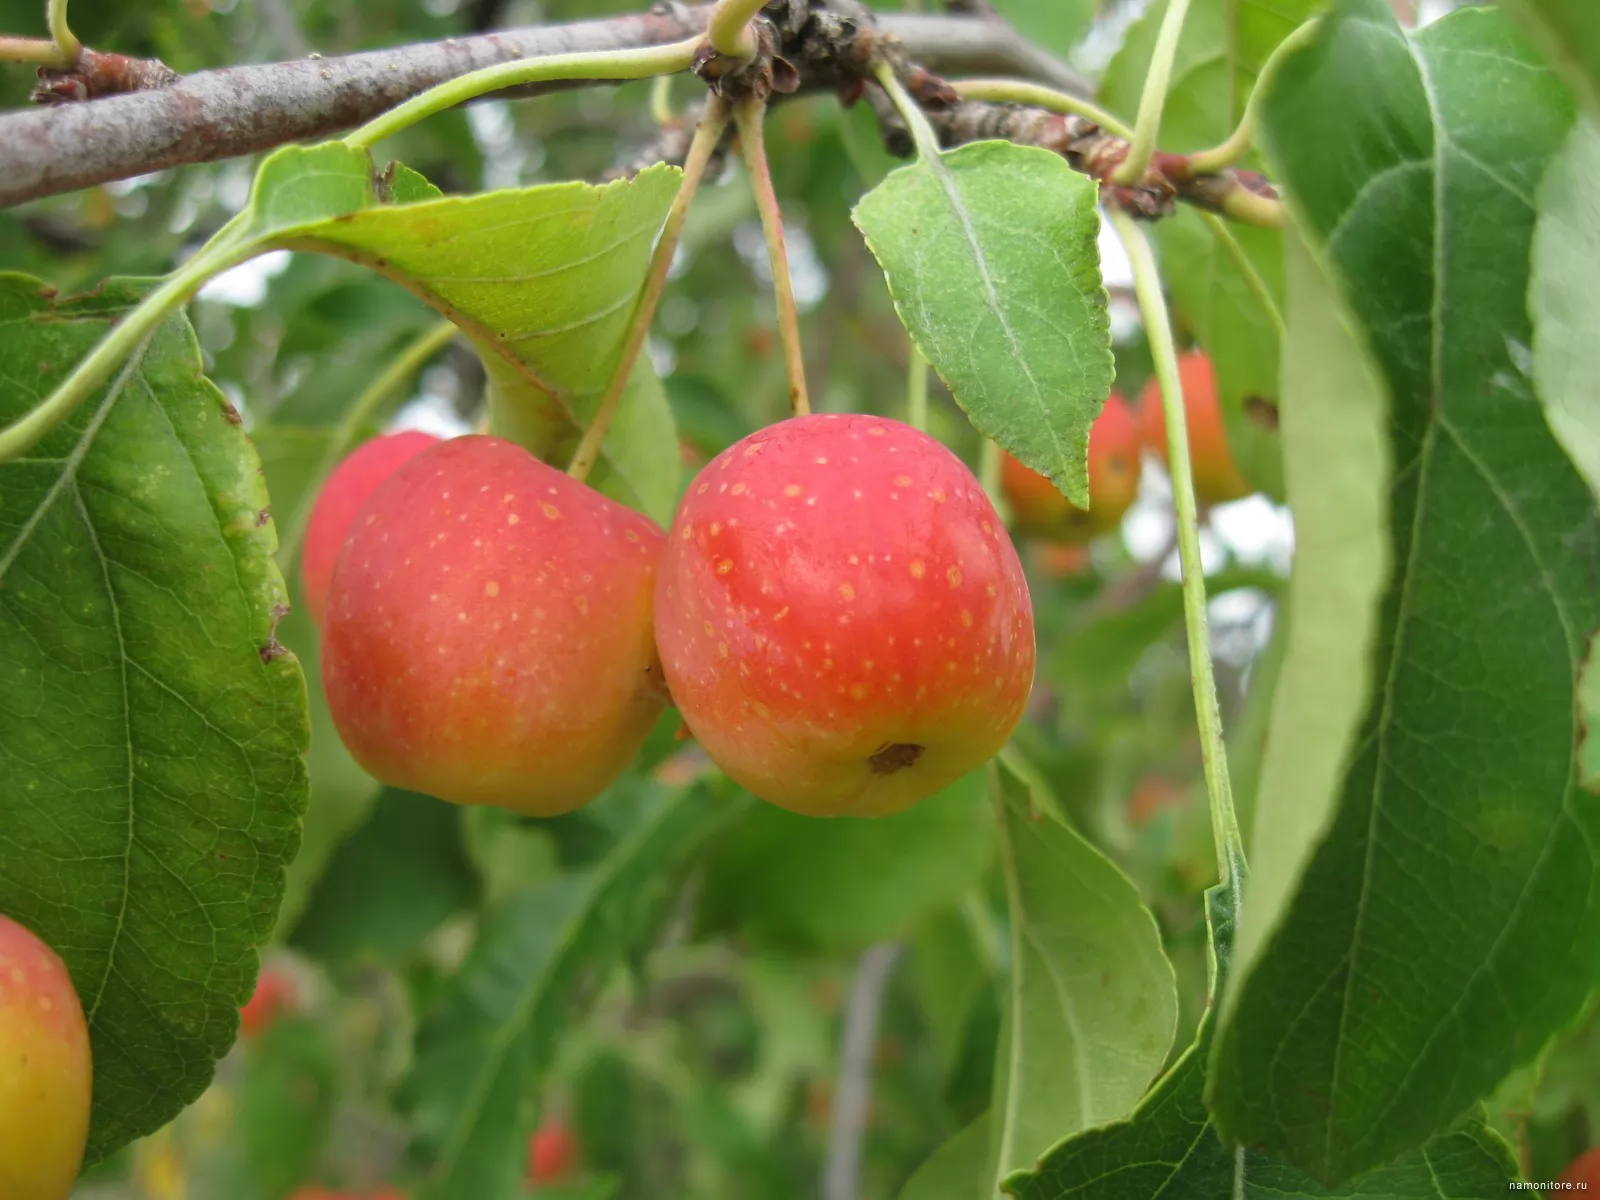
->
1111;0;1195;185
1109;207;1247;889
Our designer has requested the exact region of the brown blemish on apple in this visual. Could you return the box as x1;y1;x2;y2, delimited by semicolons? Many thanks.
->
869;742;924;775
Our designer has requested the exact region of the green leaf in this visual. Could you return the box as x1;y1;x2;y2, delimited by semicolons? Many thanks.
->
290;788;479;965
1004;888;1521;1199
1582;634;1600;793
1501;0;1600;116
1225;230;1392;1013
402;782;746;1200
212;1016;339;1200
1099;0;1322;154
1529;113;1600;499
0;274;309;1160
250;425;382;934
987;754;1178;1185
1211;1;1600;1180
699;769;995;953
852;140;1113;508
899;1114;989;1200
1100;0;1317;501
267;160;685;524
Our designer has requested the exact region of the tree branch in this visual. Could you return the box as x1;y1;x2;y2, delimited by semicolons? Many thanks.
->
0;4;1089;209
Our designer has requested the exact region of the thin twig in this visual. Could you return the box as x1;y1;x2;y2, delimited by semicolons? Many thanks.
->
0;8;1086;209
822;942;905;1200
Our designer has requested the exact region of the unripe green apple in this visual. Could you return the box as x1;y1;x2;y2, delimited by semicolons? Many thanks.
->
1137;351;1254;505
321;435;668;815
1000;392;1141;542
655;413;1035;818
300;431;443;627
0;914;91;1200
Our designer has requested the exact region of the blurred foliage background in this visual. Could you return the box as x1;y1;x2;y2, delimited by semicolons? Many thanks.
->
4;0;1589;1197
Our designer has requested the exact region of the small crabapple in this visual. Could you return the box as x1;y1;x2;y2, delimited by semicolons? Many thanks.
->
655;413;1035;818
320;436;668;815
300;431;443;626
0;914;91;1200
1137;351;1254;505
527;1120;579;1185
1000;392;1141;543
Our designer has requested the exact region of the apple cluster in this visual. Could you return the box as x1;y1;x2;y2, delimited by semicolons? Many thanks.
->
307;413;1036;821
999;351;1254;557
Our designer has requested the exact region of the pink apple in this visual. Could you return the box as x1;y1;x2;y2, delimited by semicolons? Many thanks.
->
655;413;1035;817
321;435;667;815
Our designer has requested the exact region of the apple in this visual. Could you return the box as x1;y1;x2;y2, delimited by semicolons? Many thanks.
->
0;914;91;1200
527;1120;579;1185
654;413;1035;818
239;967;297;1038
300;430;443;626
1137;351;1253;505
1000;392;1141;543
1558;1148;1600;1188
320;435;668;815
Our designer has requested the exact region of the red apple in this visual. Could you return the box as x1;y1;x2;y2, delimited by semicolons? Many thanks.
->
300;431;443;626
1559;1148;1600;1188
654;413;1035;818
1000;392;1141;543
1137;351;1253;505
0;914;91;1200
527;1120;578;1185
239;967;297;1038
321;435;667;815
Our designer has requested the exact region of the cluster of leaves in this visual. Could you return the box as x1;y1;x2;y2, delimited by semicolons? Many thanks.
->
1;0;1598;1197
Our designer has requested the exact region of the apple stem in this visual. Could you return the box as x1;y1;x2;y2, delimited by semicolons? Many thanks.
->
567;96;732;483
1110;0;1194;185
952;79;1132;140
733;96;812;418
906;342;929;432
276;318;459;571
1109;207;1248;892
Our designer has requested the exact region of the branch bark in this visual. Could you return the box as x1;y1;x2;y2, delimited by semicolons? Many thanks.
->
0;4;1089;209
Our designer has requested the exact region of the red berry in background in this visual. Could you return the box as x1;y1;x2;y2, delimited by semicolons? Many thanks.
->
1000;392;1142;543
1137;351;1254;506
1559;1148;1600;1187
0;914;92;1200
655;413;1035;818
527;1121;578;1186
239;967;298;1038
1033;543;1091;580
299;430;442;626
321;435;667;816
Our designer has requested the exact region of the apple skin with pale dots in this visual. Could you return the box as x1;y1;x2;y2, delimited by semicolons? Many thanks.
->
0;913;91;1200
320;435;668;816
654;413;1035;818
299;430;442;627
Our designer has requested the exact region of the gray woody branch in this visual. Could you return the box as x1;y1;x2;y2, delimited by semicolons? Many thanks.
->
0;4;1089;209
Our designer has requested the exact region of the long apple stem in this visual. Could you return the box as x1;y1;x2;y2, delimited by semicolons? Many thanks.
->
1109;207;1246;889
734;96;811;418
567;96;731;483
